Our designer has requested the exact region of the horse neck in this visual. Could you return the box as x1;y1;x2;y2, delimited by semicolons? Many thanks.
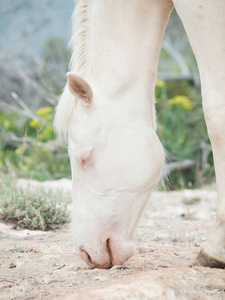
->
71;0;171;129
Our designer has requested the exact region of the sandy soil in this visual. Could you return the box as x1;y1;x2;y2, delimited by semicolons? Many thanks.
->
1;180;225;299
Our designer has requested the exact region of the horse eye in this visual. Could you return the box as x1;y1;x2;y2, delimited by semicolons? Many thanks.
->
80;151;93;167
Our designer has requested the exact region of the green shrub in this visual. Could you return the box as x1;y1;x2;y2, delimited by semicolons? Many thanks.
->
155;79;214;188
0;105;71;181
0;176;70;230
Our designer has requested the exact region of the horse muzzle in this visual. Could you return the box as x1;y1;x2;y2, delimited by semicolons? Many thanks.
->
79;237;134;269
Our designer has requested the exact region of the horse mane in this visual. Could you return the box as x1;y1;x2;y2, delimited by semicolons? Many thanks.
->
70;0;90;76
54;0;90;140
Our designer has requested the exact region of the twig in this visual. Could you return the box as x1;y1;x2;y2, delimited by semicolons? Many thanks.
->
3;132;61;151
14;66;57;105
0;99;48;125
162;40;191;76
164;159;196;176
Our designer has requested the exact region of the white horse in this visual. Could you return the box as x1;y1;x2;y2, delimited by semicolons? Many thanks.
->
54;0;225;269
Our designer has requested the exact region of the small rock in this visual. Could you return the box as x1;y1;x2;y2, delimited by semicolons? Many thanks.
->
110;265;128;270
9;262;17;268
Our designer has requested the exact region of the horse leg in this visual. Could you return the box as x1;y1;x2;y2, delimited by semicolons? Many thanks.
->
172;0;225;268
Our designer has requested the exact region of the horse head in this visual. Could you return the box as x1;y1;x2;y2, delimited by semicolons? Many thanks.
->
65;73;164;268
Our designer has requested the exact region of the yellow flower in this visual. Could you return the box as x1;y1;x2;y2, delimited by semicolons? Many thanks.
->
36;106;53;117
169;96;192;110
29;119;42;128
205;162;211;168
38;125;54;141
156;79;164;88
30;106;53;127
179;138;184;144
43;125;54;136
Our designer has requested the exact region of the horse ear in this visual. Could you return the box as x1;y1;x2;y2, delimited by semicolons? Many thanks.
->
67;73;93;104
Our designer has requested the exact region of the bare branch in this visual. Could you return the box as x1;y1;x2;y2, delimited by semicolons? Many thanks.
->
164;159;196;176
3;131;61;151
198;140;212;186
14;66;57;105
162;40;191;76
0;100;48;125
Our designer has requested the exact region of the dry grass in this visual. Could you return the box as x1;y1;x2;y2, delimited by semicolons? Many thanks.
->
0;174;70;230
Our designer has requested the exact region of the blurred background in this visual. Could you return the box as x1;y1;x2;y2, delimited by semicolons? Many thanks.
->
0;0;214;189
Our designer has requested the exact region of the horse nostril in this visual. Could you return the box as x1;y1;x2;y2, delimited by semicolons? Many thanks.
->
87;252;93;265
107;238;113;267
80;249;93;266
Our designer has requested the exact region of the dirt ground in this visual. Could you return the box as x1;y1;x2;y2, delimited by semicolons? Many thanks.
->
1;179;225;299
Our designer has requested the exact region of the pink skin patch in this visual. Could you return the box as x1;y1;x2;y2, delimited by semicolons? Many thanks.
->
80;150;93;167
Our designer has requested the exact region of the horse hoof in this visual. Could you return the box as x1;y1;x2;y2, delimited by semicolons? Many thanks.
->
193;249;225;269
